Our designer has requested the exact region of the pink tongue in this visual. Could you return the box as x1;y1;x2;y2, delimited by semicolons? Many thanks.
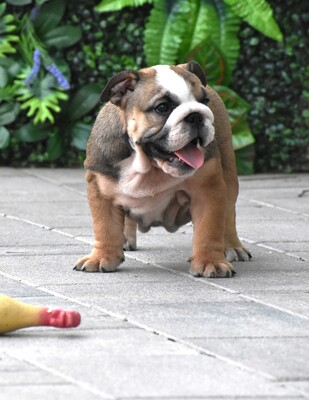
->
174;143;204;169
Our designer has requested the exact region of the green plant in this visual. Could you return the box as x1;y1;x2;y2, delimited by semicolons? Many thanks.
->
97;0;282;173
233;0;309;172
0;3;19;58
96;0;283;173
1;0;149;165
0;0;98;161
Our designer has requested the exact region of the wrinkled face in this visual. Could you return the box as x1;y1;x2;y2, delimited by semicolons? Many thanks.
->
125;65;215;177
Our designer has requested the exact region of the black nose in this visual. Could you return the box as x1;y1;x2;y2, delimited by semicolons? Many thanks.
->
185;112;203;126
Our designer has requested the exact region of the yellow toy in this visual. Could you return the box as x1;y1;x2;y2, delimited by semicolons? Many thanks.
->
0;294;81;334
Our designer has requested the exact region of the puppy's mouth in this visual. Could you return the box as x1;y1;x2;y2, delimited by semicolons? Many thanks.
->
143;138;204;170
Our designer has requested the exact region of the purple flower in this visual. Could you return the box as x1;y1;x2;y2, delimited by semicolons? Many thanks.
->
24;49;41;87
45;64;70;90
29;6;41;21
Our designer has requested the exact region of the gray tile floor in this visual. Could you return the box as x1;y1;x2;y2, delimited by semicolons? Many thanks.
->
0;168;308;399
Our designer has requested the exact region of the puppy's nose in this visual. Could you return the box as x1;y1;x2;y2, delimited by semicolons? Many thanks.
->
185;112;203;126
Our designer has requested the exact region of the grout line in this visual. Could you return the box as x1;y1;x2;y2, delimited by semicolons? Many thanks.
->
239;196;309;218
123;252;309;321
1;212;309;321
0;270;275;382
239;237;308;262
1;214;309;393
4;352;114;399
22;170;87;197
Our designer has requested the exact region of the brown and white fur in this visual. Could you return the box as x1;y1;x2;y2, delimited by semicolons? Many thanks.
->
74;62;251;278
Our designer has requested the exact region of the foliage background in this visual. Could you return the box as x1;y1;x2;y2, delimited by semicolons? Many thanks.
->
0;0;308;173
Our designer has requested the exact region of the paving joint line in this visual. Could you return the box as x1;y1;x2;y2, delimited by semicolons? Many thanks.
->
0;268;277;383
3;352;114;399
239;196;309;218
1;217;309;395
22;170;86;197
1;212;309;321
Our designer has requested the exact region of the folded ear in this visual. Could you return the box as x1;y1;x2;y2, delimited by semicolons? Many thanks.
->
100;70;139;106
177;61;207;86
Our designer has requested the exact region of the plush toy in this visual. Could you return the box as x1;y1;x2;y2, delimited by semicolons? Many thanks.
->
0;294;81;334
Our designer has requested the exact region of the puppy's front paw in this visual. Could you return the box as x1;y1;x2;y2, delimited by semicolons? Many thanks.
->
190;256;235;278
74;249;124;272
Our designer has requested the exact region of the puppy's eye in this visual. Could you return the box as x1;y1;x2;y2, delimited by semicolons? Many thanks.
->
155;102;170;114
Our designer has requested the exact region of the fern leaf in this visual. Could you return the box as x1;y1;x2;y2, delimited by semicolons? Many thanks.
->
178;0;214;61
187;38;230;85
95;0;152;12
207;0;241;76
144;0;191;65
180;1;240;79
223;0;283;42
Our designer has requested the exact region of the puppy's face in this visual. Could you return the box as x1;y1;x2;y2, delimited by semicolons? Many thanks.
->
101;63;215;177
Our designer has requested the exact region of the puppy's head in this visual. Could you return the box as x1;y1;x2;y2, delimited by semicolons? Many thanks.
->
101;62;215;177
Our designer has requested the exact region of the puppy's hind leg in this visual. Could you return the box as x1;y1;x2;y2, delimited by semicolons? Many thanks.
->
123;217;137;251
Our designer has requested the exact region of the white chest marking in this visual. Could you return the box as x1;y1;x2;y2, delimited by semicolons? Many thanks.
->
153;65;195;103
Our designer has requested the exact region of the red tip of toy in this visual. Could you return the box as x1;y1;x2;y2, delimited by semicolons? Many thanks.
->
41;308;81;328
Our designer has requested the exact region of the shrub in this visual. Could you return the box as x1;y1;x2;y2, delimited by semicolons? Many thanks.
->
232;0;309;172
0;0;146;166
0;0;308;172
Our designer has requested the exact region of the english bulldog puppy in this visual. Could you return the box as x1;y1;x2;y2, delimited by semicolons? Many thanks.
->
74;61;251;277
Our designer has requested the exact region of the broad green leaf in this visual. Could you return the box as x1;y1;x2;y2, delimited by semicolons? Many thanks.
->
5;0;32;5
96;0;152;12
36;0;51;5
67;84;101;122
70;122;91;150
0;3;5;16
179;1;215;61
180;1;240;79
213;85;250;127
223;0;283;42
205;0;240;76
144;0;191;65
187;38;230;85
235;145;255;174
0;66;8;87
0;102;20;125
0;126;10;149
15;122;49;143
232;121;255;150
42;26;82;49
34;0;66;36
0;58;20;78
47;131;64;160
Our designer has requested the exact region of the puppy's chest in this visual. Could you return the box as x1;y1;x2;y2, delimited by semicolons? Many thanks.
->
115;164;191;232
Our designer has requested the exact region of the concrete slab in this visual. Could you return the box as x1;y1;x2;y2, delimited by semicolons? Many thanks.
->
0;168;308;399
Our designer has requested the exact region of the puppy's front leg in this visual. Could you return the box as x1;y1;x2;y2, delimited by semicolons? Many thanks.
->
75;173;125;272
189;162;235;278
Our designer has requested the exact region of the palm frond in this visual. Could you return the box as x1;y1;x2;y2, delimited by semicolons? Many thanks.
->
144;0;191;65
223;0;283;42
95;0;152;12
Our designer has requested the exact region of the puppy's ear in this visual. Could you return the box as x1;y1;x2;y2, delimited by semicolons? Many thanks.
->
178;61;207;87
100;70;139;106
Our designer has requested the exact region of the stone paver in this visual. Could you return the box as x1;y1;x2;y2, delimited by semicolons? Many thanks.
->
0;168;308;399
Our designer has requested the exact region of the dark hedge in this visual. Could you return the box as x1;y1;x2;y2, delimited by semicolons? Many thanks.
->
2;0;308;172
232;0;309;172
54;0;309;172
